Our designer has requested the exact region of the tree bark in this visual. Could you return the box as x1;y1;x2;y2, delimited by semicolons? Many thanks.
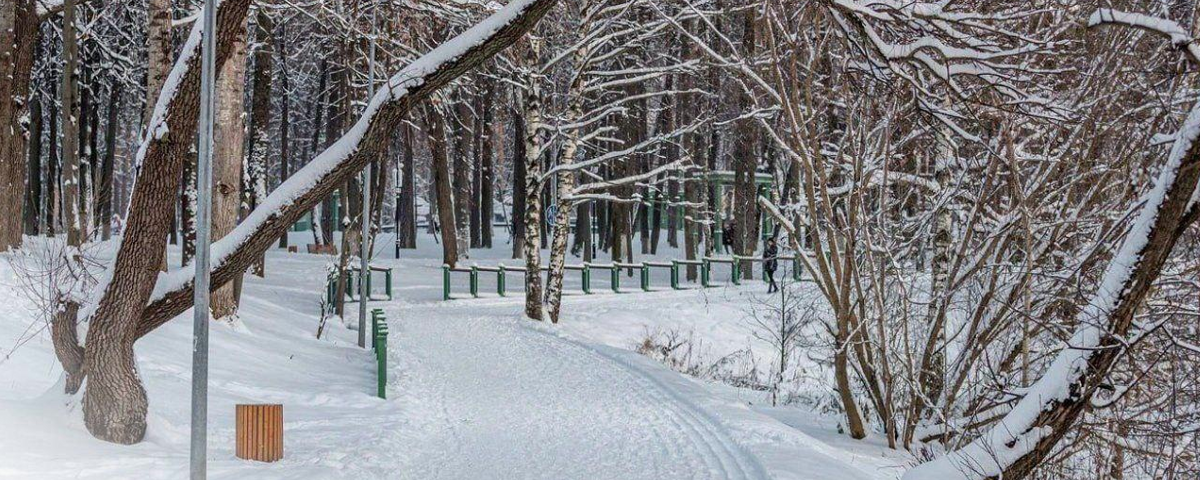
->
453;97;473;258
211;18;249;320
398;121;417;249
59;0;85;246
521;39;545;321
512;105;527;258
0;0;36;252
426;104;460;266
24;93;42;236
245;11;273;274
97;85;119;240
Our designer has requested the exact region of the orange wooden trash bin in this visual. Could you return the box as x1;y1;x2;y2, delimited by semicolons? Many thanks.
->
235;404;283;462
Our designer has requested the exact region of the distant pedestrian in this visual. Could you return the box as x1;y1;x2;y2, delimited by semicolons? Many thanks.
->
721;220;735;254
763;238;779;293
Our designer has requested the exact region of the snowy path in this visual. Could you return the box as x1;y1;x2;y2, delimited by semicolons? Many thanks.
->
386;303;769;479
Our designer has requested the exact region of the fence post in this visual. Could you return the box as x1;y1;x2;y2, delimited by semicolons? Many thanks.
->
376;323;388;399
371;310;380;350
385;269;393;300
792;257;801;281
641;265;650;291
498;265;507;296
732;260;741;285
442;265;450;301
611;267;620;293
671;262;680;290
469;267;479;298
701;259;711;287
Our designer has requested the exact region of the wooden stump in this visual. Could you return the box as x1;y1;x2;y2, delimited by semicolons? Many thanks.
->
235;404;283;462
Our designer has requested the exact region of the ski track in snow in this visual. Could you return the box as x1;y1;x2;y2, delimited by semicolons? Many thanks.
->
386;302;768;480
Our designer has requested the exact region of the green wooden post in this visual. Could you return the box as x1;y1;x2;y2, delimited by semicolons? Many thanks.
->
371;310;380;350
498;265;507;296
640;265;650;291
732;260;741;285
442;265;451;301
701;259;711;287
376;323;388;399
582;265;592;294
385;269;393;300
792;257;801;281
671;262;680;290
469;267;479;298
611;267;619;293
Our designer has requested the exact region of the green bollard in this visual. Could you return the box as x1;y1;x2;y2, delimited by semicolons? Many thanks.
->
611;267;619;293
496;266;506;296
701;260;711;287
469;267;479;298
385;269;393;300
671;262;680;290
732;261;741;285
442;265;451;301
641;266;650;291
582;265;592;294
498;266;507;296
376;324;388;399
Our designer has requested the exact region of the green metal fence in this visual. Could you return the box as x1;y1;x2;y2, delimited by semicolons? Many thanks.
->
441;255;807;300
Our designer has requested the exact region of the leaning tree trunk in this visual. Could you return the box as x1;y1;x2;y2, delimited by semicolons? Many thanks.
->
79;0;254;444
211;19;249;320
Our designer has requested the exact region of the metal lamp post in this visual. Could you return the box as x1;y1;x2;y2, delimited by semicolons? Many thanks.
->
190;0;219;476
358;5;378;349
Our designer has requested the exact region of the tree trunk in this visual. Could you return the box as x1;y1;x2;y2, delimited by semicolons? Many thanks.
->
512;105;527;258
24;93;42;236
521;39;545;321
276;22;291;249
0;0;36;252
60;0;85;246
245;11;273;275
211;18;249;320
453;98;473;259
480;81;495;248
426;104;459;266
97;85;119;240
46;100;59;237
398;121;416;249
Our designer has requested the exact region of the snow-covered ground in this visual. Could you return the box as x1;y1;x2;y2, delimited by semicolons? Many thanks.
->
0;230;909;479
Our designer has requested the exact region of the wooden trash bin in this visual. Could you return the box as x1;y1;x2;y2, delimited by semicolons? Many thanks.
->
235;404;283;462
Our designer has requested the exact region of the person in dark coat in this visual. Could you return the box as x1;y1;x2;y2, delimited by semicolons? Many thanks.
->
763;237;779;293
721;220;735;254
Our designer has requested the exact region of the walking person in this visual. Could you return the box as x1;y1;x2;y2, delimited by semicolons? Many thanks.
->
763;237;779;293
